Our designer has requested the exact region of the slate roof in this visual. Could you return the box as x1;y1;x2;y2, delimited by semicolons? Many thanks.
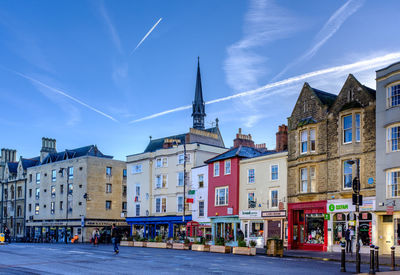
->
362;85;376;99
143;127;221;153
7;162;18;174
21;157;40;169
312;88;337;107
205;146;266;163
41;145;112;165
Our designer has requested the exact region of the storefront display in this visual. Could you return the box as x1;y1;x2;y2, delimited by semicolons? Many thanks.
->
288;201;327;251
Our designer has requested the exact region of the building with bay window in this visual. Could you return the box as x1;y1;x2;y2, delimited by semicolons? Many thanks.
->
125;59;226;240
376;61;400;254
287;75;376;252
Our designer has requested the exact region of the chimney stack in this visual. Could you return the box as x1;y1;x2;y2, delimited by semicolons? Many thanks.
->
233;128;255;148
276;124;288;152
40;137;57;162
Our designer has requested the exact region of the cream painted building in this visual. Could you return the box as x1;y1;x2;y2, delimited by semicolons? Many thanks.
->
25;140;126;243
239;151;288;248
126;129;226;239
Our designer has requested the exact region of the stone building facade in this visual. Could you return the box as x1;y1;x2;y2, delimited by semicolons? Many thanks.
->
287;75;376;252
25;141;126;243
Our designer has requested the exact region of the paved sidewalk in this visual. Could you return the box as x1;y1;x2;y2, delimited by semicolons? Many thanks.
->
256;248;400;267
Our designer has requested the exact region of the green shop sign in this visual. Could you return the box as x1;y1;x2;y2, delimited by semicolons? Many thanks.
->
328;204;349;212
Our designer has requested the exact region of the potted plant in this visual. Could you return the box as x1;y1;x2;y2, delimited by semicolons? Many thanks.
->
134;237;147;247
172;238;191;250
120;236;135;247
266;238;283;257
210;237;231;253
192;237;210;252
146;236;169;249
232;239;256;256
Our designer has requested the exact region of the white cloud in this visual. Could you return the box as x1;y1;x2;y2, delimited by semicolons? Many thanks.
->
99;0;123;54
130;52;400;123
272;0;365;81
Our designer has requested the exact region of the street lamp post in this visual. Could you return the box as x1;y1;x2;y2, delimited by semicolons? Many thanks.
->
347;159;361;273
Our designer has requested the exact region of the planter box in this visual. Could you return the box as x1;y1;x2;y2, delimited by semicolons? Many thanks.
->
191;244;210;252
134;241;147;247
232;247;256;256
210;245;231;254
172;243;190;250
146;242;170;249
266;239;283;257
120;241;135;247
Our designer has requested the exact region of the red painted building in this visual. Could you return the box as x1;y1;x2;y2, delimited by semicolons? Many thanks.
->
288;201;328;251
206;144;265;245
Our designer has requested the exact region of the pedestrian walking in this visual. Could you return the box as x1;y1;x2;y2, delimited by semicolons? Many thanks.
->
4;226;11;244
345;227;352;255
111;224;119;254
92;228;100;246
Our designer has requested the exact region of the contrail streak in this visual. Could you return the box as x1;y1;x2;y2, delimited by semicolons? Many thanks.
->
272;0;364;82
130;52;400;123
130;18;162;55
9;69;119;123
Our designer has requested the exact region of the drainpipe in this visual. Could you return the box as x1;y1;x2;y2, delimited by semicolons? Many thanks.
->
23;178;27;241
13;180;16;241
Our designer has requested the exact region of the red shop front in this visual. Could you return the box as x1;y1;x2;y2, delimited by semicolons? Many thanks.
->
288;201;327;251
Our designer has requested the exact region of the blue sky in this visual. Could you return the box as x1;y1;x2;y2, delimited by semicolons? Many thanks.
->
1;0;400;161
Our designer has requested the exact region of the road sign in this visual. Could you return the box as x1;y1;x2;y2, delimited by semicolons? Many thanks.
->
368;178;374;185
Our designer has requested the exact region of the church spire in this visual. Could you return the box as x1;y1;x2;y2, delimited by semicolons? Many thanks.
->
192;57;206;130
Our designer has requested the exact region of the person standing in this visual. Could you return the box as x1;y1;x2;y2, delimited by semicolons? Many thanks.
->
345;227;352;255
111;224;119;254
4;226;11;244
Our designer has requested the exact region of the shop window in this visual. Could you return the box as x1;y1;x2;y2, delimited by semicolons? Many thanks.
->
214;162;220;177
225;160;231;175
198;174;204;188
305;213;324;244
248;169;255;183
271;165;278;181
215;186;228;206
199;201;204;217
387;169;400;198
333;213;347;245
250;222;264;238
248;192;256;208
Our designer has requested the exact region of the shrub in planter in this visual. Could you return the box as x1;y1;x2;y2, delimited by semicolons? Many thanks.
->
215;237;225;246
155;235;163;243
249;240;257;248
238;239;247;247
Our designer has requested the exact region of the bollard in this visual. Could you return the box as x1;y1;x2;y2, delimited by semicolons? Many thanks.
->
375;246;379;272
392;246;396;271
369;245;375;275
340;242;346;272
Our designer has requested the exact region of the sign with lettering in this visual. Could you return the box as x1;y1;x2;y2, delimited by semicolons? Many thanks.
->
387;205;394;215
261;210;286;218
239;210;261;218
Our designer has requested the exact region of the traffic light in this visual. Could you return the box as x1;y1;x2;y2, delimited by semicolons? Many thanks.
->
352;177;360;193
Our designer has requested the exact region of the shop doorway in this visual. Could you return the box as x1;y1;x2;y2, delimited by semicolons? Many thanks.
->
292;210;325;250
378;215;394;254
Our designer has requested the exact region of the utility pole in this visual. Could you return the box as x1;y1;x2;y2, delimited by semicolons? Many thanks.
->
348;159;361;273
182;141;186;223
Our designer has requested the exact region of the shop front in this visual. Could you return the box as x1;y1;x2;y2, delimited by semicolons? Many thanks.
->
239;210;264;248
210;216;240;246
376;208;400;255
126;215;192;240
327;197;376;254
262;210;287;247
288;201;327;251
